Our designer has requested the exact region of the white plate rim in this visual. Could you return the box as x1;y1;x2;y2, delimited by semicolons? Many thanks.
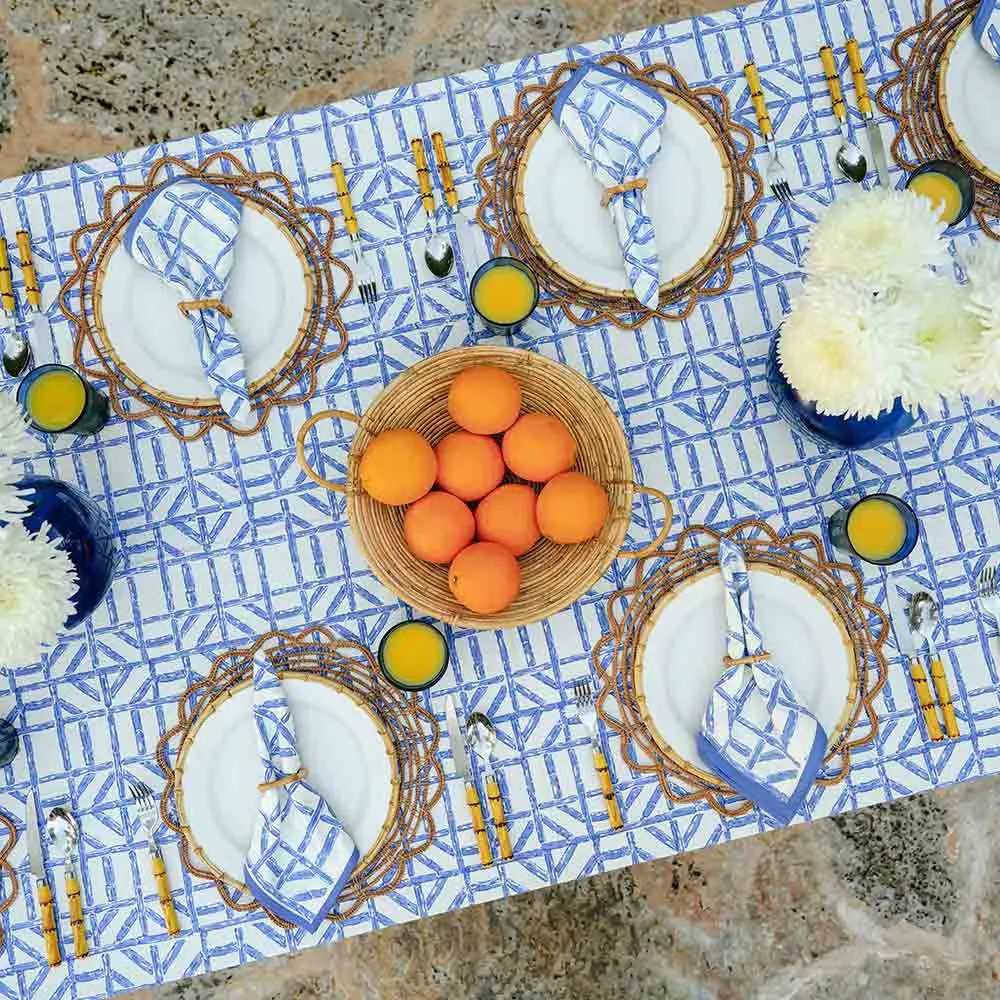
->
939;14;1000;185
173;670;401;893
92;195;315;409
514;87;736;300
633;561;860;789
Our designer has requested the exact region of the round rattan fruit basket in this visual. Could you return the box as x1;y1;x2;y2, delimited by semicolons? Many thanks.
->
296;346;672;629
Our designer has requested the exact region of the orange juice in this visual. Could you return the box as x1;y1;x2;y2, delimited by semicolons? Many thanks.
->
472;263;537;324
378;621;448;690
908;171;963;224
846;497;908;563
26;368;87;432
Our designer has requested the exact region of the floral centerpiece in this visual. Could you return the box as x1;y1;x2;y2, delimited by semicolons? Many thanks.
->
0;394;77;667
772;188;1000;447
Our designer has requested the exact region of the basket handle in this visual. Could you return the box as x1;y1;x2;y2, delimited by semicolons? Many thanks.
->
296;408;361;494
618;484;674;559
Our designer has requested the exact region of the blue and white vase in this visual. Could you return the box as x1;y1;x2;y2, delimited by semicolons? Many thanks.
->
17;476;118;628
765;334;916;450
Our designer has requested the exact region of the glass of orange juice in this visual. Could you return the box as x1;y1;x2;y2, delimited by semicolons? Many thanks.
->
827;493;919;566
905;160;975;227
470;257;539;336
17;364;110;436
377;620;449;692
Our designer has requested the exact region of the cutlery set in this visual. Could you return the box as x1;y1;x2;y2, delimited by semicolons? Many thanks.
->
20;781;179;964
0;229;42;378
745;36;891;200
890;587;960;741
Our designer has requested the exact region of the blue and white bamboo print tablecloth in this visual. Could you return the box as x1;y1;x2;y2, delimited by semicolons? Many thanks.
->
0;0;998;994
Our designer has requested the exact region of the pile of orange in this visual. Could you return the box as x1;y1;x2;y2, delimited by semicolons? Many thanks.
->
357;365;610;615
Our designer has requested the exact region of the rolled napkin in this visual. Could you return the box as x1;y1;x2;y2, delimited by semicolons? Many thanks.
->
243;650;359;930
125;178;254;427
696;538;827;824
552;62;668;309
974;0;1000;60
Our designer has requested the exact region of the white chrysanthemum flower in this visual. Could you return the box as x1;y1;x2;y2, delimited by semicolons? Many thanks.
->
0;457;29;519
778;281;924;418
901;277;984;412
805;188;948;290
0;521;76;668
0;391;35;459
964;243;1000;332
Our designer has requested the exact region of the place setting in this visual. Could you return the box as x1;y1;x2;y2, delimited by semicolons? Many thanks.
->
58;151;353;441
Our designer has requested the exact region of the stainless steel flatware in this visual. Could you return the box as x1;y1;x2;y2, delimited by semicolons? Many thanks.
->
25;794;61;967
0;236;31;378
444;695;492;866
465;711;512;861
331;162;379;306
909;591;960;739
744;62;794;204
889;587;943;741
977;564;1000;664
46;806;87;958
15;229;50;353
571;679;623;830
846;37;889;187
411;137;454;278
820;46;868;183
430;131;482;272
127;777;180;935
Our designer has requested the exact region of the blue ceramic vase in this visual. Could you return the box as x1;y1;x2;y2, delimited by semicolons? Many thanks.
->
17;476;118;629
766;335;916;450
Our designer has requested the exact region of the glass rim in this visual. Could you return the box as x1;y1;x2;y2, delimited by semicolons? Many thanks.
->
469;256;540;327
17;363;91;433
376;620;449;692
844;492;920;565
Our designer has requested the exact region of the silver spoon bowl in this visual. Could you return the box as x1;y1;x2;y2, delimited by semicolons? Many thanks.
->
909;590;940;649
424;212;455;278
835;130;868;183
465;711;498;766
46;806;80;867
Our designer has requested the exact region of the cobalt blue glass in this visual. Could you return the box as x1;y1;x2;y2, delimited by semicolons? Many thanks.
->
0;720;18;767
827;493;920;566
766;334;916;450
905;160;975;228
17;476;118;629
469;257;539;337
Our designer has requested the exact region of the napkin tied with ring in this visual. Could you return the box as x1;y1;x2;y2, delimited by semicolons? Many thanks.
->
125;177;255;428
974;0;1000;60
243;649;358;931
552;62;668;310
697;538;827;824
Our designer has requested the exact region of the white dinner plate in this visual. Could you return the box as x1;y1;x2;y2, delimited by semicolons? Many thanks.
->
635;563;856;787
940;15;1000;184
517;92;732;299
95;197;313;406
175;671;399;889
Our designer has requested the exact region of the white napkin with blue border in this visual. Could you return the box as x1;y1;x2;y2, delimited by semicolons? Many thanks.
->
697;537;827;824
975;0;1000;60
125;177;254;427
552;62;668;309
243;650;359;931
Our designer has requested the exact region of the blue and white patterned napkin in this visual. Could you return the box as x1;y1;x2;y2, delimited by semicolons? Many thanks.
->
243;651;359;931
974;0;1000;60
125;178;254;428
552;62;668;309
696;538;827;824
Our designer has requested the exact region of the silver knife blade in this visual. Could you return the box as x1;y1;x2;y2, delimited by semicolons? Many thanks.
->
888;587;916;658
866;119;890;188
24;793;45;881
445;695;470;781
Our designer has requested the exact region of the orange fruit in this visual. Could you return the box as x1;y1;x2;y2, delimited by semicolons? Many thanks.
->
448;542;521;614
502;413;576;483
536;471;609;544
475;483;540;557
448;366;522;435
359;429;437;506
435;431;505;502
404;491;476;564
